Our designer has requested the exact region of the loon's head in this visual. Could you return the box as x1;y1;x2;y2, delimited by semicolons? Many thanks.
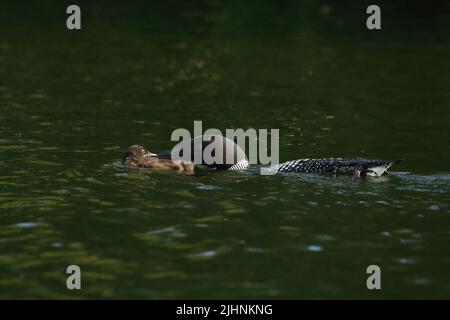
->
122;145;158;167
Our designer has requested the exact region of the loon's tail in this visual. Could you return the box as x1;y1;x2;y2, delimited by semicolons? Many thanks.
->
365;159;403;176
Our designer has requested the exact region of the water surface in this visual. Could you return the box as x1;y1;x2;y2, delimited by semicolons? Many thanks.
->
0;1;450;298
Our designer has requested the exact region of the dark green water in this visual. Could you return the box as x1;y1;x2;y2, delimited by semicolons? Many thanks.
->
1;2;450;299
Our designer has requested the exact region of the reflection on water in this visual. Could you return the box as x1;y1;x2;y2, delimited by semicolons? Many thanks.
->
1;139;449;299
1;1;450;299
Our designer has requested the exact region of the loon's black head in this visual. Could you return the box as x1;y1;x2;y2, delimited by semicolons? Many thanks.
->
123;145;157;167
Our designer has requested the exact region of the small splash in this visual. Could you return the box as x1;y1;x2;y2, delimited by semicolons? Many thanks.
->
397;258;416;265
147;227;175;234
198;250;216;257
428;204;440;211
189;250;216;259
306;245;323;252
51;242;63;248
16;222;37;229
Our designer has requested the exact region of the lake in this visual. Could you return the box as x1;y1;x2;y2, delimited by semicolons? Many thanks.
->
0;1;449;298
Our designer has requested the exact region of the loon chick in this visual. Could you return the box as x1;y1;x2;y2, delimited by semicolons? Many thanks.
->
270;158;402;177
122;145;194;173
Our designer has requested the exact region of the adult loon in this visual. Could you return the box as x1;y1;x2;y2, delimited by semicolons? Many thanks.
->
268;158;402;177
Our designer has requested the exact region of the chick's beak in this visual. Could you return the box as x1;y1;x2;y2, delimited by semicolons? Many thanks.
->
144;152;158;158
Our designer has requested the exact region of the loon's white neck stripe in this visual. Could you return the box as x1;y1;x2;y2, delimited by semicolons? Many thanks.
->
228;159;249;171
